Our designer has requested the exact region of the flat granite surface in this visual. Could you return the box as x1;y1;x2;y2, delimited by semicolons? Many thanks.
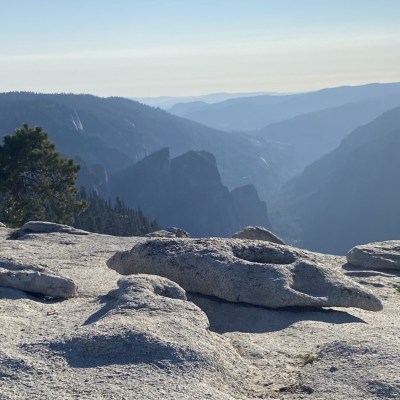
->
0;228;399;399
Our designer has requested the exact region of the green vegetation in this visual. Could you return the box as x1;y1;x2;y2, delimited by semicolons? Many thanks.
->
0;123;159;235
74;188;159;236
0;124;86;227
298;352;319;366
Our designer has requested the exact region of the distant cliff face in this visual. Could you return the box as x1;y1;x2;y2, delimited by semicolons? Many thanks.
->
169;151;239;237
231;184;270;229
275;107;400;255
108;148;270;237
107;148;171;219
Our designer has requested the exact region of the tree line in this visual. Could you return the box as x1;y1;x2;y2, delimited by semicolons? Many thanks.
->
74;188;159;236
0;124;158;236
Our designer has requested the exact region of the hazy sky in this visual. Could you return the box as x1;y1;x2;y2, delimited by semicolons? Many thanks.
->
1;0;400;97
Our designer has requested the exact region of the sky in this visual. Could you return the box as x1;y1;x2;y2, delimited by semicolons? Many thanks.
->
1;0;400;97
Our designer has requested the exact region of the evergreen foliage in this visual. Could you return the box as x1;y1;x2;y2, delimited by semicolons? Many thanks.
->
0;124;86;227
74;188;159;236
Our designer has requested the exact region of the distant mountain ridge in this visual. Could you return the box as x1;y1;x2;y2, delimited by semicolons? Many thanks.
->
0;92;273;235
0;92;298;199
169;82;400;131
256;92;400;169
133;91;272;109
2;90;400;244
274;106;400;254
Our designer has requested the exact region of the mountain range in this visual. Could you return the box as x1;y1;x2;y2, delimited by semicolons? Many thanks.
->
0;85;399;250
0;92;298;200
255;92;400;169
169;82;400;131
273;106;400;254
132;92;272;109
0;92;272;236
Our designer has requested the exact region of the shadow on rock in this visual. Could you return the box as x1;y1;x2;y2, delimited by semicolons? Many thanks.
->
83;294;118;326
188;293;366;334
48;330;194;368
30;276;219;370
0;286;66;304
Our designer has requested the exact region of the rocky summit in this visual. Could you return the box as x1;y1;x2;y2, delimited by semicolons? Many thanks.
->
107;237;382;311
0;224;399;399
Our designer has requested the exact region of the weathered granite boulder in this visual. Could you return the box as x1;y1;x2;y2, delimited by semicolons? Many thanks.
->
145;227;190;238
11;221;89;239
233;226;285;245
117;274;188;302
0;268;77;298
107;238;382;311
347;241;400;270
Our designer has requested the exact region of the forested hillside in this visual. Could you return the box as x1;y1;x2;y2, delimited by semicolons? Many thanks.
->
74;188;159;236
0;92;296;198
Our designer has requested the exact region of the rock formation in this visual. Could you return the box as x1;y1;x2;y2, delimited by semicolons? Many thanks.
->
11;221;89;239
347;241;400;270
107;237;382;311
233;226;285;244
169;150;239;236
0;268;76;299
108;148;270;237
231;185;271;229
43;274;232;366
146;227;190;238
0;253;77;299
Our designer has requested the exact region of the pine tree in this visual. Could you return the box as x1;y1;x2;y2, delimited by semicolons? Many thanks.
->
0;124;86;227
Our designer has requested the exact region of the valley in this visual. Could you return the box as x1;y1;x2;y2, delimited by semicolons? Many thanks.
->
1;83;399;254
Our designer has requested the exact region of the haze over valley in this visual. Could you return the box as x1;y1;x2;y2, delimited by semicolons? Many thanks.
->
1;2;400;400
1;83;399;254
